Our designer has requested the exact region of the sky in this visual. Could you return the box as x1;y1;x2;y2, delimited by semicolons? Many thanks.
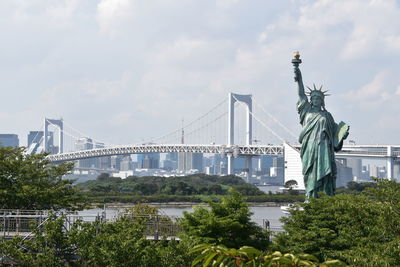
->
1;0;400;146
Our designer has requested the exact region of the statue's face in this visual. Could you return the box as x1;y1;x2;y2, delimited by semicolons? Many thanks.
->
311;95;323;108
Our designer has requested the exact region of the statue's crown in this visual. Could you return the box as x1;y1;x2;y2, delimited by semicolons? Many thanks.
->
306;84;330;98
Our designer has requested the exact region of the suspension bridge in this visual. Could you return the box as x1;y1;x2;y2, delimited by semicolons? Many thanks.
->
26;93;400;187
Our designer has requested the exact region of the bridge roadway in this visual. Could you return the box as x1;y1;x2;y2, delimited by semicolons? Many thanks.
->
46;143;400;163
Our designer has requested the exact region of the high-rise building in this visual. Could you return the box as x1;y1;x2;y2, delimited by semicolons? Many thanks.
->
120;156;135;171
75;137;95;168
137;153;160;169
95;142;111;169
162;152;178;170
178;152;203;172
111;155;124;170
212;154;223;174
346;158;362;179
0;134;19;147
336;160;353;187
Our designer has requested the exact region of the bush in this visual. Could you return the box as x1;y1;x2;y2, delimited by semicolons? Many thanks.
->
180;190;270;250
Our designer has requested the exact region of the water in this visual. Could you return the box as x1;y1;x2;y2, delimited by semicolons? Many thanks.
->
78;185;287;228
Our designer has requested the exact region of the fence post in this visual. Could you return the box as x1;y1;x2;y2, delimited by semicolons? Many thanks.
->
154;215;159;241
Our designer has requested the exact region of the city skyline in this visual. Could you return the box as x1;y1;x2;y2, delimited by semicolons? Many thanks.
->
1;1;400;146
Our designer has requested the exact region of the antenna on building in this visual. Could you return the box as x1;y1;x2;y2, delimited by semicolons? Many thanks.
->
181;118;184;144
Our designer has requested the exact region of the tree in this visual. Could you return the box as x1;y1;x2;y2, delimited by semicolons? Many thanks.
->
274;179;400;266
0;211;194;267
0;147;86;210
180;190;270;250
190;244;346;267
284;180;298;189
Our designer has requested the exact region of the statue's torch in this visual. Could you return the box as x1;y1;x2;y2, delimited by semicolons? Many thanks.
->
291;51;302;82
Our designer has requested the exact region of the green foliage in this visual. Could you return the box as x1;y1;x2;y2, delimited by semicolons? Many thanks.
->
190;244;346;267
0;213;194;267
284;180;298;188
77;174;264;197
274;179;400;266
180;190;270;250
0;214;78;266
0;146;86;210
335;181;376;195
77;174;275;203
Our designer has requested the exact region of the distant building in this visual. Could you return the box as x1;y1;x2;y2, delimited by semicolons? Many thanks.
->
376;166;387;178
111;155;124;170
394;164;400;180
360;165;371;181
0;134;19;147
120;156;135;171
212;154;224;174
178;152;203;172
137;153;160;169
270;156;284;185
336;159;353;187
75;137;95;168
95;142;111;169
346;158;362;180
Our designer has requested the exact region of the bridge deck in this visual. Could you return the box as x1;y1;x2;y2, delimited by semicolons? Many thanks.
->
46;143;400;162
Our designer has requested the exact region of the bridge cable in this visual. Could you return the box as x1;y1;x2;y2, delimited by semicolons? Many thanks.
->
62;120;115;146
232;95;285;143
147;98;228;144
46;120;113;149
252;98;297;140
184;111;228;144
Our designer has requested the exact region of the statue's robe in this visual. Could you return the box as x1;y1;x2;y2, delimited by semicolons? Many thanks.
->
297;97;343;198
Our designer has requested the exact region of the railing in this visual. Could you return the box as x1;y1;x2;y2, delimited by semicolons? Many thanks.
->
1;210;183;240
0;210;105;239
120;214;184;239
1;210;47;238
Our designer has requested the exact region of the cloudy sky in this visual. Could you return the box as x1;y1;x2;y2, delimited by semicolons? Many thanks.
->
1;0;400;146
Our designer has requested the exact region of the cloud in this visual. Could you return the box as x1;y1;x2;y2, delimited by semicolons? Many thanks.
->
97;0;135;35
2;0;400;145
345;71;391;106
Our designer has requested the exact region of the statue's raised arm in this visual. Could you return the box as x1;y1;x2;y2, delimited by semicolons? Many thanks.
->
292;52;306;100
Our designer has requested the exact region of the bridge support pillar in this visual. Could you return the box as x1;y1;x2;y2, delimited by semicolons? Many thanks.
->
44;118;64;154
245;156;252;182
227;93;253;180
387;145;393;180
227;154;233;175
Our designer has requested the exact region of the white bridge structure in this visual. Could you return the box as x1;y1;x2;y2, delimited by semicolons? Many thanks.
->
28;93;400;187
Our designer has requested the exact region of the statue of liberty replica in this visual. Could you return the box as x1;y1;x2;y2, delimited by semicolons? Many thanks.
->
292;52;349;198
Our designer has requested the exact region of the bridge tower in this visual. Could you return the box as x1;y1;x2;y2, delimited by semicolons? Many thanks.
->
228;93;253;181
44;118;64;154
